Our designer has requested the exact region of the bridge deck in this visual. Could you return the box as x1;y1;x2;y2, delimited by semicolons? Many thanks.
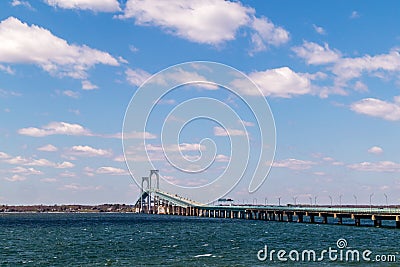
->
135;189;400;228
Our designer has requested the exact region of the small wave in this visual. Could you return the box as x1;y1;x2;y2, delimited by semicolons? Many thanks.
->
194;253;212;258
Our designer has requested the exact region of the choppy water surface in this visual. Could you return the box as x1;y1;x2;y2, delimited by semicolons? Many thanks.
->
0;213;399;266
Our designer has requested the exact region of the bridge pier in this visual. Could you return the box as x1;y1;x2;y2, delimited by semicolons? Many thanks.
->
396;216;400;228
372;215;382;227
310;215;315;223
319;213;327;224
373;219;382;227
355;217;361;227
334;214;343;225
296;213;303;223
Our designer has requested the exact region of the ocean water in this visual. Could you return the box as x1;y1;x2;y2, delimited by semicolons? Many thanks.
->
0;213;399;266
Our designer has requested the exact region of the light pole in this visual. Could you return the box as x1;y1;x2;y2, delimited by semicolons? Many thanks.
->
384;193;388;207
314;196;318;206
264;197;268;205
293;196;298;205
278;197;281;206
369;193;374;209
329;195;333;206
353;195;358;205
253;198;257;205
309;197;312;206
339;194;343;207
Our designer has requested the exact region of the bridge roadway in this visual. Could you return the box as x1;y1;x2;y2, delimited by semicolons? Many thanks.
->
137;189;400;228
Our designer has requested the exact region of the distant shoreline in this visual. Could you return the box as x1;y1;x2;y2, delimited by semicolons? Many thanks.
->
0;204;134;213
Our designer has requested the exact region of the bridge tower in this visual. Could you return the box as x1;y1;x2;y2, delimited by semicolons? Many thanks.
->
149;170;159;213
149;169;159;189
141;176;150;213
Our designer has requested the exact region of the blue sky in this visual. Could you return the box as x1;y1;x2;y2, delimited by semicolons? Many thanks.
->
0;0;399;205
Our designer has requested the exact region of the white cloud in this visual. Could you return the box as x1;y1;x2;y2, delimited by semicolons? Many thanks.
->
4;156;28;165
156;99;176;105
213;126;247;136
312;24;326;35
61;183;102;191
350;97;400;121
368;146;384;155
11;0;33;9
234;67;312;98
348;161;400;172
18;121;156;139
353;81;368;92
5;174;26;182
0;17;119;79
145;143;205;152
273;158;316;170
332;48;400;84
25;158;55;167
292;41;341;65
0;88;21;97
119;0;251;45
40;178;57;183
0;64;15;74
10;166;42;175
215;154;230;162
125;68;151;86
119;0;288;52
129;45;139;53
0;151;11;159
81;80;98;90
96;166;128;175
18;122;93;137
350;11;360;19
83;166;95;176
1;153;72;169
56;161;75;169
238;120;255;127
113;155;125;162
62;90;80;98
59;171;76;178
151;68;217;89
69;109;80;115
44;0;120;12
249;16;289;54
106;131;157;139
37;144;58;152
70;145;112;157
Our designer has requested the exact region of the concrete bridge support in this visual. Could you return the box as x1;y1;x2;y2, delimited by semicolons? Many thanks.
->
372;215;382;227
296;214;303;223
320;213;328;224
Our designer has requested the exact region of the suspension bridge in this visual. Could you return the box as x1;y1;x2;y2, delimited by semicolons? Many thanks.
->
135;170;400;228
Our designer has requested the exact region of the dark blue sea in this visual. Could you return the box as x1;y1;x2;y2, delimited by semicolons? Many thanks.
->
0;213;399;266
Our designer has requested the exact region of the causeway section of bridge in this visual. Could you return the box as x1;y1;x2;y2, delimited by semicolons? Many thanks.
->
136;171;400;228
